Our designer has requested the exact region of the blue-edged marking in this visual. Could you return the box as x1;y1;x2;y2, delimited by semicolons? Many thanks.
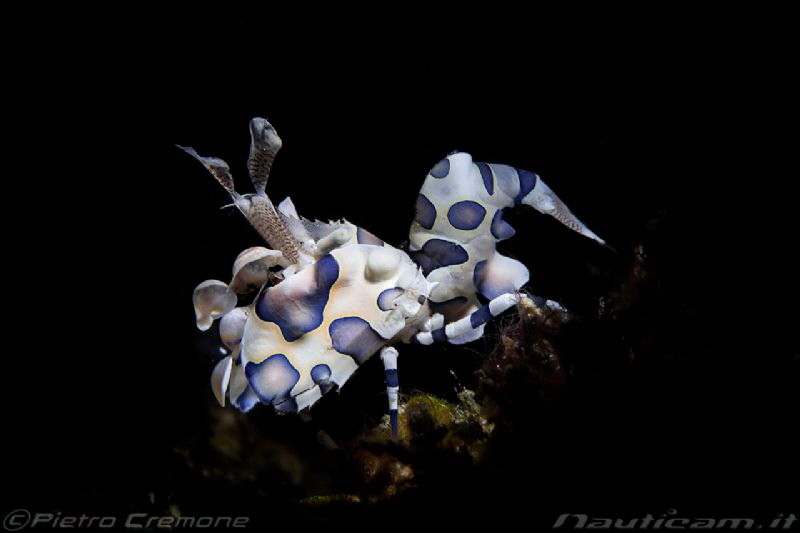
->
311;363;336;394
514;168;537;205
234;386;259;413
490;209;516;241
431;328;447;343
245;354;301;405
255;254;339;342
447;200;487;230
476;162;494;195
329;317;386;365
377;287;404;311
385;368;399;387
430;158;450;178
409;238;469;276
473;260;488;293
414;194;437;230
311;363;331;383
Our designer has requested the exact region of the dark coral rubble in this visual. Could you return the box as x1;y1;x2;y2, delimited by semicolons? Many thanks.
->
145;223;796;528
165;276;604;513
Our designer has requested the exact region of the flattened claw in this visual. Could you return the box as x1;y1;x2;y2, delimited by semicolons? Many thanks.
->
229;247;289;294
228;363;247;401
219;307;249;352
192;280;237;331
210;355;233;407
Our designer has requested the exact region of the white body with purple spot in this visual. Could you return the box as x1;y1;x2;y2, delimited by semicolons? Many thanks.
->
409;152;603;345
236;244;432;413
186;118;605;439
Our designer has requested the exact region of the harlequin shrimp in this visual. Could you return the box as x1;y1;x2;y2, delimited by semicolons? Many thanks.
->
182;117;605;439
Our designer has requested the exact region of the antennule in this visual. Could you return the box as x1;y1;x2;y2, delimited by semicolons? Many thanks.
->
177;144;238;196
245;196;301;265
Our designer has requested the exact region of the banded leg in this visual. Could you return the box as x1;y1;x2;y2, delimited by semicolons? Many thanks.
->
415;293;566;345
380;346;400;439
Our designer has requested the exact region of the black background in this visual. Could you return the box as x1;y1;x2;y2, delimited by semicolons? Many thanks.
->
4;7;798;530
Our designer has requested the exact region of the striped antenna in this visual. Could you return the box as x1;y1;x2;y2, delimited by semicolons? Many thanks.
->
177;145;239;198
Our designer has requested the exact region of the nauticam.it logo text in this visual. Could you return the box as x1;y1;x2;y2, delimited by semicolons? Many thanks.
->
552;509;797;530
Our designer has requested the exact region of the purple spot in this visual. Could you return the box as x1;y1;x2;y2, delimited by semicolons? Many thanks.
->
377;287;404;311
311;364;335;394
233;386;259;412
357;227;384;246
491;209;516;241
514;168;538;205
473;260;488;294
245;354;301;405
311;364;331;383
476;162;494;195
448;200;486;230
410;238;469;276
329;317;386;365
430;158;450;178
255;254;339;341
415;194;437;230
